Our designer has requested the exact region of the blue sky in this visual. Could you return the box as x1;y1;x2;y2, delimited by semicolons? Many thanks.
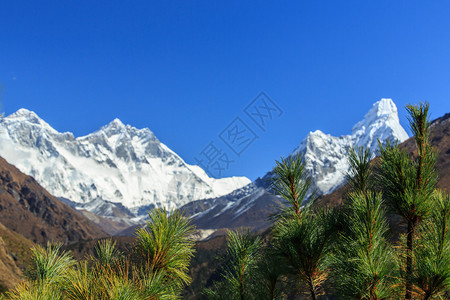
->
1;1;449;180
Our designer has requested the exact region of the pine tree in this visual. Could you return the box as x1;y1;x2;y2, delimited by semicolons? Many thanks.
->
5;243;75;300
92;239;122;268
414;191;450;298
378;102;439;299
135;208;196;294
270;154;331;299
204;229;263;300
346;146;374;196
257;247;288;300
271;155;313;220
331;147;397;299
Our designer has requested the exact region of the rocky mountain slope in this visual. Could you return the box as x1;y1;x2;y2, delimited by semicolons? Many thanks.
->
0;110;250;222
0;156;106;244
181;99;410;232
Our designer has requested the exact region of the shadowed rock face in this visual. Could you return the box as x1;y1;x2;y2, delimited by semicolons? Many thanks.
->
0;156;106;244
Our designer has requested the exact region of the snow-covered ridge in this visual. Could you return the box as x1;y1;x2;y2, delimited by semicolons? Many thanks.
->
0;109;250;217
292;98;409;194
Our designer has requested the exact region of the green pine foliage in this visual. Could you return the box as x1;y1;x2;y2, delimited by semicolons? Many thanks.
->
93;239;123;268
28;242;76;286
62;261;102;300
204;229;264;300
5;243;74;299
5;280;64;300
271;155;315;219
273;208;331;299
346;146;374;195
414;191;450;299
257;247;288;300
378;102;439;299
378;103;438;223
331;191;397;299
135;208;196;292
270;154;332;299
331;147;397;299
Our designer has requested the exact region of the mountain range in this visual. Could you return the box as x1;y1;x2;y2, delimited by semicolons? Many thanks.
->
0;98;409;235
0;110;250;226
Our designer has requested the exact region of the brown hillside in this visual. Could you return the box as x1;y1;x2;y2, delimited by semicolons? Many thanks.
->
0;156;106;244
0;237;21;291
0;220;37;290
0;221;34;269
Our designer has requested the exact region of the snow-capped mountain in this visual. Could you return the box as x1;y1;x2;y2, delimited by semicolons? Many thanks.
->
292;98;409;195
0;109;250;219
183;98;409;231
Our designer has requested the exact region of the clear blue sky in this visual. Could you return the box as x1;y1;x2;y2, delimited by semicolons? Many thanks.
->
1;1;449;180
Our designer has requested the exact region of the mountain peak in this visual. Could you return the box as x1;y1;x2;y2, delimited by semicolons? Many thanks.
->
6;108;57;133
351;98;408;144
112;118;124;125
372;98;397;116
107;118;125;128
290;98;408;195
94;118;127;136
9;108;40;120
362;98;399;124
